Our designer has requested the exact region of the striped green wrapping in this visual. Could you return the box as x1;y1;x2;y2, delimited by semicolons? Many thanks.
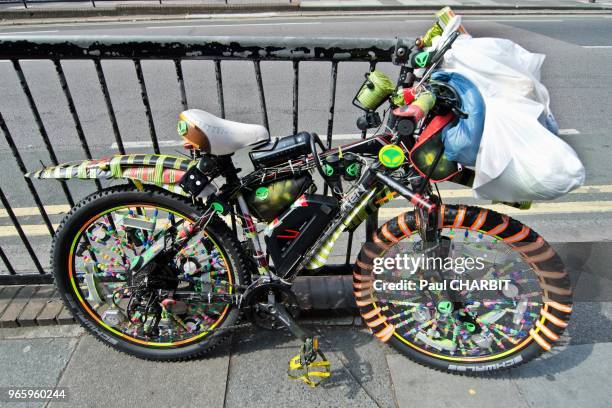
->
25;154;198;197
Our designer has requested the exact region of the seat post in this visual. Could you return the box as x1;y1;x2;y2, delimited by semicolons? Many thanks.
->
215;154;240;185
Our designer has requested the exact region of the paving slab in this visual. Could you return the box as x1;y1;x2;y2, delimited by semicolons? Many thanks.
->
321;326;398;408
388;341;612;408
387;354;527;408
510;343;612;408
225;326;393;408
0;324;84;340
50;335;231;408
0;337;80;408
565;301;612;345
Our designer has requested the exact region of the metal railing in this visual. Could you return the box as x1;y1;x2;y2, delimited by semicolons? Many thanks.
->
0;35;411;284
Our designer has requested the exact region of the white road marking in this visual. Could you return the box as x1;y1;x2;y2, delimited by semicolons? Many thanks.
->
112;136;357;149
0;204;70;218
397;0;462;5
0;224;58;238
110;139;185;149
146;22;322;29
111;128;580;149
321;133;364;140
582;46;612;48
379;200;612;220
405;18;565;23
436;184;612;199
558;128;581;135
331;129;579;140
3;198;612;238
186;13;280;19
0;30;59;35
3;185;612;221
301;1;382;6
486;19;564;23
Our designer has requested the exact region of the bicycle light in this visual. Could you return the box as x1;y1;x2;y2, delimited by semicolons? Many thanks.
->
354;70;395;111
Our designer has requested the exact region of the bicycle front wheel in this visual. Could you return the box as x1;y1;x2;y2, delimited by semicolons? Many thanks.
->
354;204;572;374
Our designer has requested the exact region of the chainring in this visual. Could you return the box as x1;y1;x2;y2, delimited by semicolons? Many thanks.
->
244;282;301;330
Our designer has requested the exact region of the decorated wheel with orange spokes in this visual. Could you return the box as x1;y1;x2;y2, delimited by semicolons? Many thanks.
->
354;205;572;373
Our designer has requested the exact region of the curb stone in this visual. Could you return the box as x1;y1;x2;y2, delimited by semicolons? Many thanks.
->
0;275;357;327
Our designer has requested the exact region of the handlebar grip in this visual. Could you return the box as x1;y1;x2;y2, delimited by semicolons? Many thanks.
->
418;23;443;48
412;91;436;119
391;91;436;122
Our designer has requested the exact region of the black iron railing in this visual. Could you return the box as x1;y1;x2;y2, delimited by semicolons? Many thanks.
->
0;35;412;284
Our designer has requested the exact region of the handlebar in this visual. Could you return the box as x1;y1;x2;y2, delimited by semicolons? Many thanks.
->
430;30;461;65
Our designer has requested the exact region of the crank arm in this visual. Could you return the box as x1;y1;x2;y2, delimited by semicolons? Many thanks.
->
267;295;309;341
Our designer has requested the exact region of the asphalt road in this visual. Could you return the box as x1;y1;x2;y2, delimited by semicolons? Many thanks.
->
0;14;612;273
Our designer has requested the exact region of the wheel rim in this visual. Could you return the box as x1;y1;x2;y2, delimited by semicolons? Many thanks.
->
67;204;233;347
370;227;544;362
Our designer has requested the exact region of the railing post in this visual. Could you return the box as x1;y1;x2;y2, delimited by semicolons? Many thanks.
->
0;186;45;274
0;247;16;275
174;59;188;111
12;60;74;207
93;59;125;155
134;59;161;154
365;59;380;239
0;111;54;236
292;60;299;134
53;59;103;191
214;60;225;119
253;60;269;132
326;61;339;149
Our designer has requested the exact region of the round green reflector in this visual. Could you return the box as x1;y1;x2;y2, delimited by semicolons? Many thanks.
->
378;144;405;168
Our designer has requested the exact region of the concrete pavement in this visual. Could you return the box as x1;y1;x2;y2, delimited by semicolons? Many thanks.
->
0;307;611;408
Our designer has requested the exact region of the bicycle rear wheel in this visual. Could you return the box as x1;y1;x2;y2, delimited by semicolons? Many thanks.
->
354;204;572;373
52;185;247;360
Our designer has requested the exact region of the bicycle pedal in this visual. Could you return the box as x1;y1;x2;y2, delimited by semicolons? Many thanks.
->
287;337;331;388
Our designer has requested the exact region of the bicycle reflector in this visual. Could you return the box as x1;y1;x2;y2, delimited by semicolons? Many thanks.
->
354;70;395;111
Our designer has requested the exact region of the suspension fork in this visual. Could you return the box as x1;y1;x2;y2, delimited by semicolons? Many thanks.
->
374;170;441;242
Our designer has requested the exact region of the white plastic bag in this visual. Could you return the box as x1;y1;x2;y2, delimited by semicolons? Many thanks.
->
440;36;585;201
443;37;552;116
474;98;585;201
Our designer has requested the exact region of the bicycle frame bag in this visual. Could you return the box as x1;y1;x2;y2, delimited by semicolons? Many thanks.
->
409;112;461;182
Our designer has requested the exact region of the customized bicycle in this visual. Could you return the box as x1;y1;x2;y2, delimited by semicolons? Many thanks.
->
29;18;572;386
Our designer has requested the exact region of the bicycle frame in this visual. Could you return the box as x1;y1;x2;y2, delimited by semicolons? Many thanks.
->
218;133;440;283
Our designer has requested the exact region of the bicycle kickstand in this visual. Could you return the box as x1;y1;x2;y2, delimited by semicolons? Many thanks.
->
266;291;331;387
